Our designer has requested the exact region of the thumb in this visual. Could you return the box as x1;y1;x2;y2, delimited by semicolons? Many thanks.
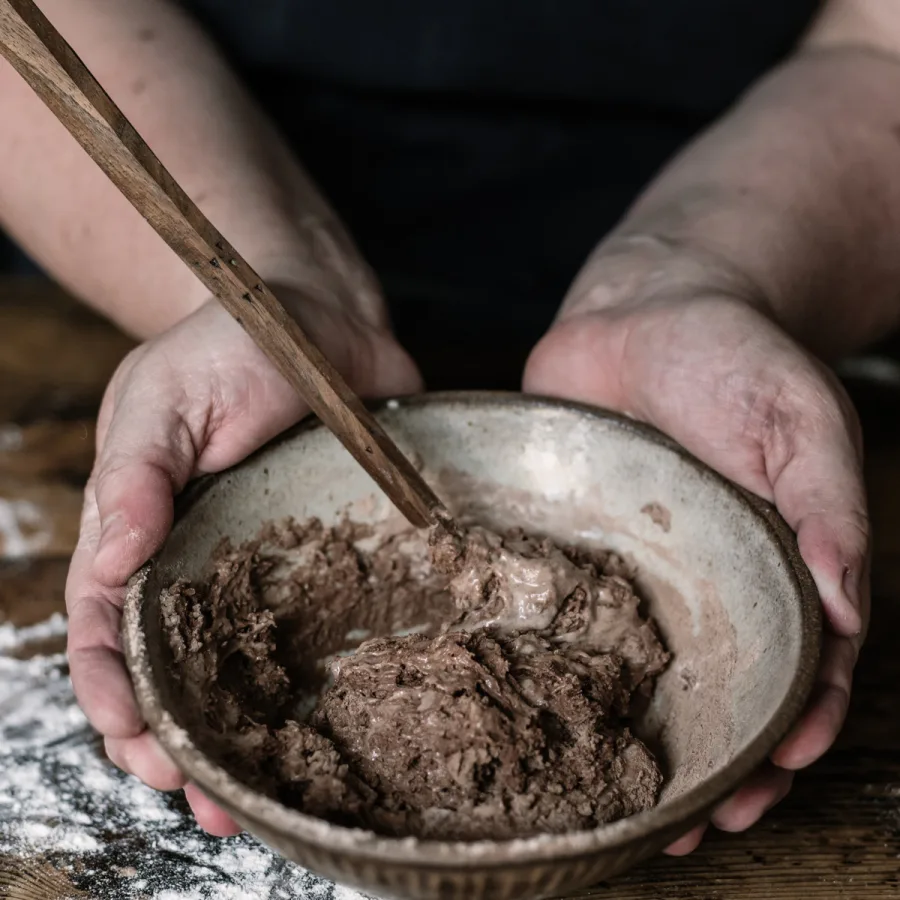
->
766;393;868;639
91;405;196;588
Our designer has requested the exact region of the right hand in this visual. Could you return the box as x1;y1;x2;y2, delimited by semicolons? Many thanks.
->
525;236;870;853
65;290;421;835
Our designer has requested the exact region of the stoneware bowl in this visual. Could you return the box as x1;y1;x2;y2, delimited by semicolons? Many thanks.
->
124;392;821;900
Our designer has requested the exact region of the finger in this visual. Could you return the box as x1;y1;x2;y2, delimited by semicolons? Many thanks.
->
710;763;794;832
663;823;708;856
105;733;186;791
103;735;132;775
91;403;196;587
771;632;855;770
67;488;145;739
766;375;867;637
184;784;242;837
91;459;178;587
793;510;866;637
68;635;145;738
69;396;197;741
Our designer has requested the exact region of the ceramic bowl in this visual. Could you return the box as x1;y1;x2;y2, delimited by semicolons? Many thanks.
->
124;392;820;900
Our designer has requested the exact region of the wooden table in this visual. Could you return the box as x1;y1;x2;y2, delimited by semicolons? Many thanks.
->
1;276;898;899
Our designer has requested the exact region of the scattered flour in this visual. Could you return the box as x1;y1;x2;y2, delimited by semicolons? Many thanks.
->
0;497;52;558
0;615;374;900
0;611;68;650
0;423;23;451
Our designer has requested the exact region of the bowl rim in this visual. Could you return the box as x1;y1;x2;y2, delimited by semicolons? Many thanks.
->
123;390;821;867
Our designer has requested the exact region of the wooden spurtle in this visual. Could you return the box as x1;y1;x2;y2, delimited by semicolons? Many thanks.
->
0;0;449;529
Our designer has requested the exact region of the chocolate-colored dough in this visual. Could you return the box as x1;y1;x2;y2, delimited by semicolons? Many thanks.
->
161;518;670;840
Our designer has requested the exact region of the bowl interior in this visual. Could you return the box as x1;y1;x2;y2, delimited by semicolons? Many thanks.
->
134;393;818;849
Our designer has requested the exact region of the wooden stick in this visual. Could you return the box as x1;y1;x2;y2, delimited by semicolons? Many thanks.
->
0;0;447;528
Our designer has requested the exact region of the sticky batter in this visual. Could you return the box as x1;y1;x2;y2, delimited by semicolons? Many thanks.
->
161;518;670;840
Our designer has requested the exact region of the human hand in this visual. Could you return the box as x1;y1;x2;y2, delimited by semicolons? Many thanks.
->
66;290;421;835
524;236;869;854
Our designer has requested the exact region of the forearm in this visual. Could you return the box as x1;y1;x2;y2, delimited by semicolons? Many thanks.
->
572;45;900;359
0;0;382;339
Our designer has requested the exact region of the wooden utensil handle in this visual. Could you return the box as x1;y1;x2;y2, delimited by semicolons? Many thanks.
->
0;0;444;528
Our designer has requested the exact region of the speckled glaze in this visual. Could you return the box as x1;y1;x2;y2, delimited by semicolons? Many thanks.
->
123;392;821;900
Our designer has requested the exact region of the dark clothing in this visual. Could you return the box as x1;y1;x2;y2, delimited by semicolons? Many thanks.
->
1;1;820;386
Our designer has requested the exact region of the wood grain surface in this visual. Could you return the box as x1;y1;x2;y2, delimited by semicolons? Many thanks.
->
0;277;898;899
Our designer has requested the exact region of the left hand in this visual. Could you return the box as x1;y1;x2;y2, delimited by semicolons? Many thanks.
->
524;235;870;854
65;290;421;836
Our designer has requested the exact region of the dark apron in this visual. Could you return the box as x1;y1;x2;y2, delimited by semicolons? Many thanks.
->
3;0;821;384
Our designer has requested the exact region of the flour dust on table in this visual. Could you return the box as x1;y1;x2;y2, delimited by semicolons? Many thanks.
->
0;615;373;900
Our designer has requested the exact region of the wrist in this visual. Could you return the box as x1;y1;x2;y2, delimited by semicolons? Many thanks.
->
255;255;388;333
161;239;389;341
577;45;900;359
234;210;391;332
559;229;774;324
